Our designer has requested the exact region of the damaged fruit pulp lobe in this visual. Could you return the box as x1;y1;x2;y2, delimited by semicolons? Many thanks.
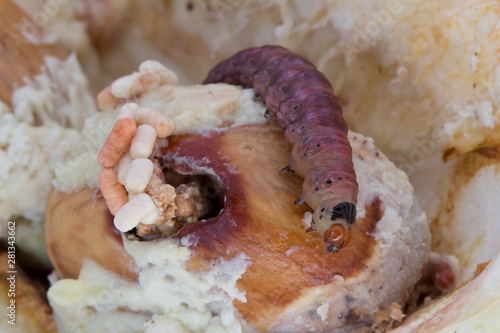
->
162;123;382;330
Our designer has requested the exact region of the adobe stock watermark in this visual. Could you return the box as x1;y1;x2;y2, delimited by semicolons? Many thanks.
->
19;0;71;41
53;117;114;181
6;0;71;55
339;0;408;60
395;75;500;177
205;0;243;20
395;128;444;177
444;76;500;125
63;280;122;333
5;221;16;326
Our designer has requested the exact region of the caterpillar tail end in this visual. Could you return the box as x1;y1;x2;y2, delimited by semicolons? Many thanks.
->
324;202;356;253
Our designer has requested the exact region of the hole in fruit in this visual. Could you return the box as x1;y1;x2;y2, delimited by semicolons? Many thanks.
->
163;168;225;221
133;167;225;240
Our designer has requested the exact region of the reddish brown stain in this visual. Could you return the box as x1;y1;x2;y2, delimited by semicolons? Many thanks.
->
163;124;383;330
442;147;456;162
476;146;500;159
431;262;456;292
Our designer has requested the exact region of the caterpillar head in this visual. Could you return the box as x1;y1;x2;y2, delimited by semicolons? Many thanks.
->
324;223;352;253
322;201;356;253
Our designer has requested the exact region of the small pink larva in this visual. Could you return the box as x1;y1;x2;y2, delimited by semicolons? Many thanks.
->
204;45;358;253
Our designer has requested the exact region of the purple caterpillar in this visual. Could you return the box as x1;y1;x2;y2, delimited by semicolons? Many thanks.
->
204;45;358;253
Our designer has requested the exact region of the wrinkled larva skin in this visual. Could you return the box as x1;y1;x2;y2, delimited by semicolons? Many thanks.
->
204;45;358;252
